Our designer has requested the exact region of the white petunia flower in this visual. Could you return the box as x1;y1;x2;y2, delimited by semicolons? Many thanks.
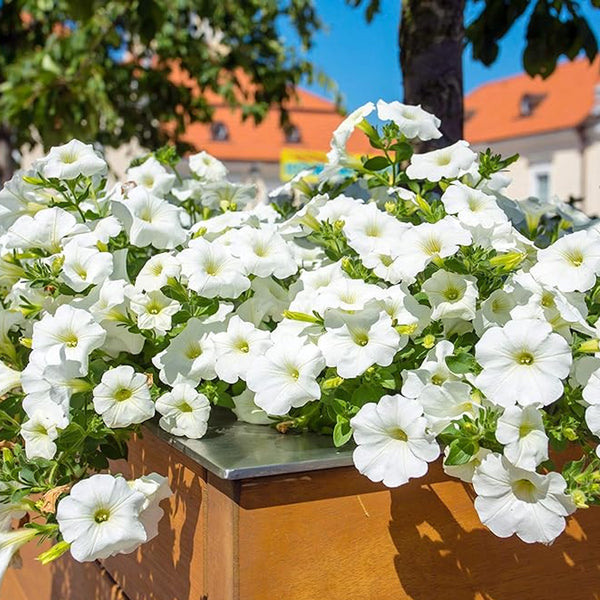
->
582;368;600;437
61;240;113;292
0;528;38;585
378;285;432;334
312;277;382;313
350;395;440;487
318;307;401;378
530;230;600;293
393;216;472;279
22;352;87;414
343;202;410;256
236;277;290;325
69;216;122;248
4;207;83;253
92;366;154;428
315;194;363;224
0;483;27;532
0;168;49;231
401;340;459;398
474;287;517;334
130;290;181;335
475;319;572;407
188;151;228;181
360;251;411;284
376;100;441;141
496;405;549;470
422;270;478;321
155;384;211;439
443;446;492;483
56;474;147;562
126;157;175;196
406;140;477;182
200;181;256;211
127;474;172;546
212;316;272;383
20;399;69;460
135;253;181;292
0;361;20;396
327;102;375;166
81;279;145;357
152;317;223;386
441;181;506;229
419;381;480;434
32;306;106;373
40;140;107;179
473;453;575;544
232;388;272;425
228;226;297;279
112;187;186;249
178;238;250;299
510;271;591;340
246;338;325;415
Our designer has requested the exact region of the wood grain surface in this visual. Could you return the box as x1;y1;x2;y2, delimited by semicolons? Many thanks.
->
3;429;600;600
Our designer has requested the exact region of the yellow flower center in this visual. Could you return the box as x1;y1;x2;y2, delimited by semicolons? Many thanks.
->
186;343;203;360
516;351;534;366
114;388;133;402
444;287;460;301
389;427;408;441
512;478;537;502
94;508;111;524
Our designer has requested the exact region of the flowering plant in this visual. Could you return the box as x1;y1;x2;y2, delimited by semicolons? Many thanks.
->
1;99;600;581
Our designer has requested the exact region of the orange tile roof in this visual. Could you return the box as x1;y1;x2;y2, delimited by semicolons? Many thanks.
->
465;57;600;144
180;83;373;162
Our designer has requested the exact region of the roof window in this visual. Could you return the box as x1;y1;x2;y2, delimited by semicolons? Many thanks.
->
284;124;302;144
210;121;229;141
520;93;546;117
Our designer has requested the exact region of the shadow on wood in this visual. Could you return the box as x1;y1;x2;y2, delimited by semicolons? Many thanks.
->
3;430;600;600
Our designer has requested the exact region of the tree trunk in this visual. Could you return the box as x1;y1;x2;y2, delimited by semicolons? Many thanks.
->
400;0;465;150
0;126;15;184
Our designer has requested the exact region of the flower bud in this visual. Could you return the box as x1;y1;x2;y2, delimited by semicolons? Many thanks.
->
571;489;588;509
422;334;436;349
579;339;600;354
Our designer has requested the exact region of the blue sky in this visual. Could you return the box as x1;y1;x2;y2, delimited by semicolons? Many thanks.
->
282;2;600;110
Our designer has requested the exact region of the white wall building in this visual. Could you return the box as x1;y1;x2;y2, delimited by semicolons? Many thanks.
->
465;58;600;215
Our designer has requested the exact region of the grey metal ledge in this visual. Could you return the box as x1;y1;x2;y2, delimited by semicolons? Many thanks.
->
145;408;355;480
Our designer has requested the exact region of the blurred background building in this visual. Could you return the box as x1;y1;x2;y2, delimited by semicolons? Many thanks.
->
465;57;600;215
181;87;373;189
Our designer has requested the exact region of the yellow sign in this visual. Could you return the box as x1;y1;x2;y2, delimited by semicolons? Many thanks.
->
279;149;328;182
279;148;363;182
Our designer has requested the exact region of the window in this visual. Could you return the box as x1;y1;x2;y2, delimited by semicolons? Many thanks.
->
519;93;546;117
535;172;550;202
284;125;302;144
530;162;551;202
210;121;229;141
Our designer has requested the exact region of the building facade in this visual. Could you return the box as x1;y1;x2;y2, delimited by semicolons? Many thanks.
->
465;58;600;215
182;88;373;189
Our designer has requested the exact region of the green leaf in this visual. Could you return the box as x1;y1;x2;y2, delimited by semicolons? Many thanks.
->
389;141;413;162
445;353;478;375
333;416;353;447
351;383;385;407
445;439;479;466
363;156;390;171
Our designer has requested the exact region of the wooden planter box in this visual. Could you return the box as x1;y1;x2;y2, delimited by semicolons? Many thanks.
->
3;414;600;600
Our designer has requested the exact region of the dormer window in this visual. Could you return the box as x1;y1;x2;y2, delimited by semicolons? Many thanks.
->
284;124;302;144
520;93;545;117
211;121;229;141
